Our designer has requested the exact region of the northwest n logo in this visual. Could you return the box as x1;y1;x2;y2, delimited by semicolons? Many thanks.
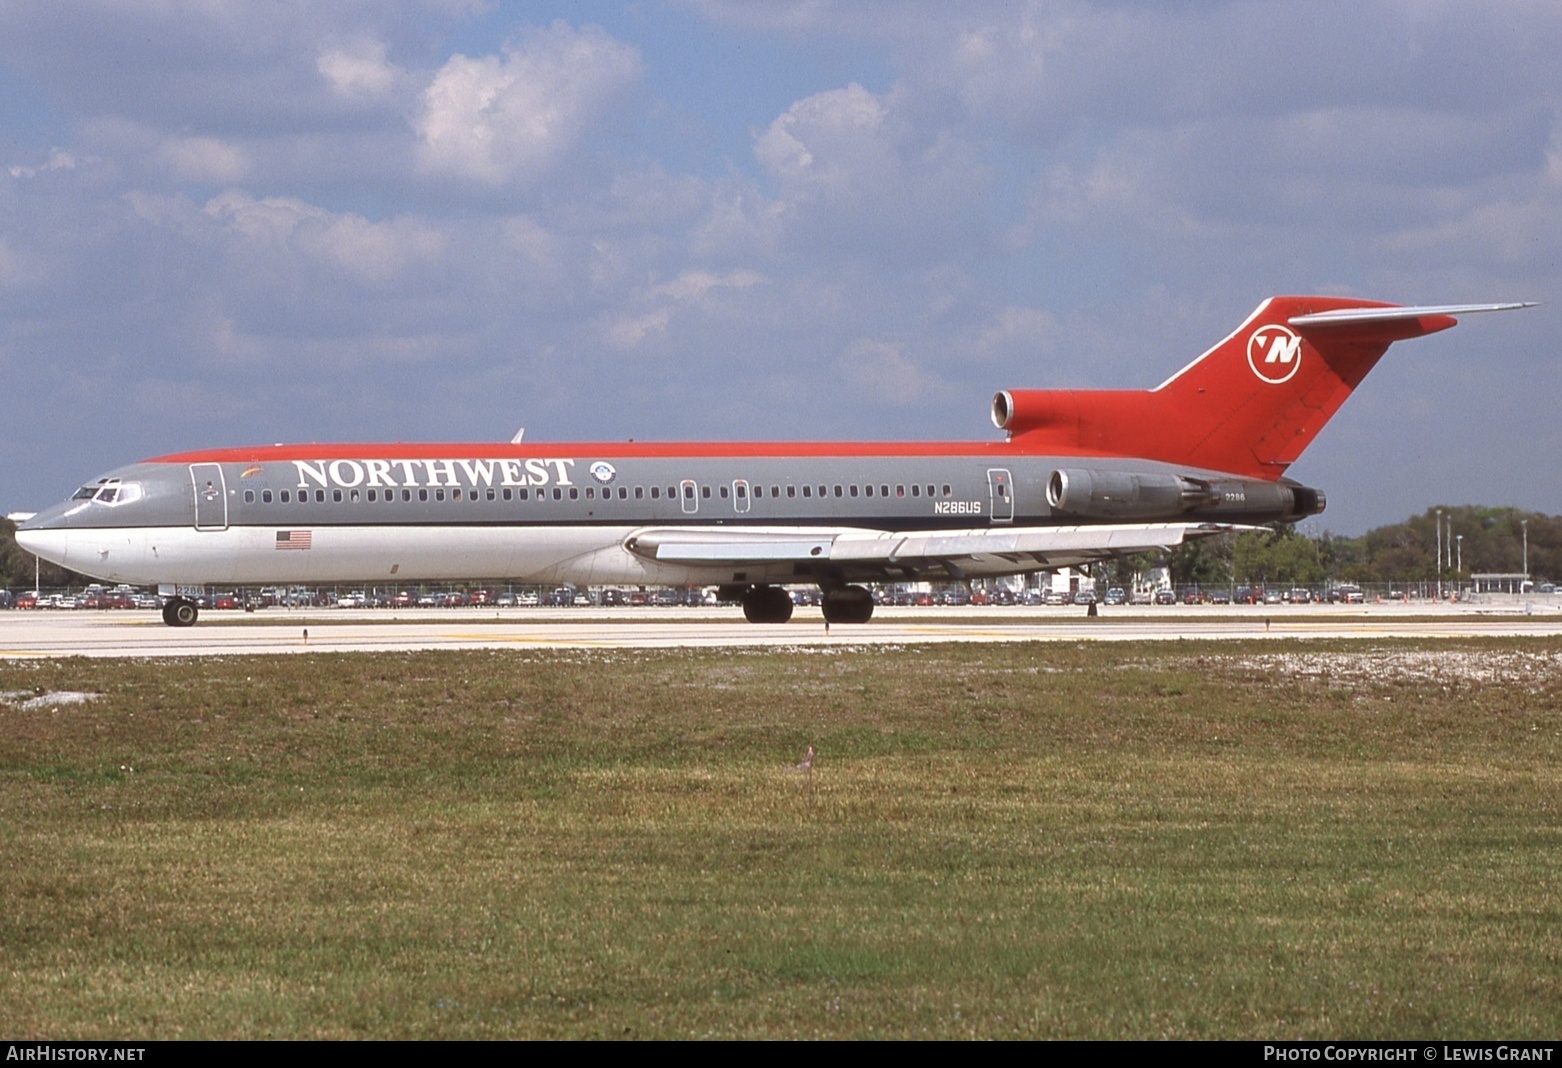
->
1247;324;1302;384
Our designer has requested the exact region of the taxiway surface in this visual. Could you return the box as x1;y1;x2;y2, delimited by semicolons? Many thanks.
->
3;602;1560;658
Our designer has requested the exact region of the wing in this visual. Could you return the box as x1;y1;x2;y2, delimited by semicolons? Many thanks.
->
624;522;1242;582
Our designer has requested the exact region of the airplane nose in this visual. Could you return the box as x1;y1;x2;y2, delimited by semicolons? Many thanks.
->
14;527;70;569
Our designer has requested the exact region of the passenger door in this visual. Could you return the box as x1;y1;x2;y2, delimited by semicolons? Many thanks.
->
190;463;228;531
987;468;1014;524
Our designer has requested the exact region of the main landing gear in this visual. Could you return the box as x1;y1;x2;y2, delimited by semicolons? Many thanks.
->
821;585;874;625
161;597;199;627
740;585;794;624
733;583;875;625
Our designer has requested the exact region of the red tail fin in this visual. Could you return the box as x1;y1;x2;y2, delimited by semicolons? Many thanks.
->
995;297;1527;480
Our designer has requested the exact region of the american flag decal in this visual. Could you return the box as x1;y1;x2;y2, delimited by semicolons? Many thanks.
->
275;530;312;550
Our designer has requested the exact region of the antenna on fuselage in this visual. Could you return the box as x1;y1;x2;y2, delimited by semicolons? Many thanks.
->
511;428;525;443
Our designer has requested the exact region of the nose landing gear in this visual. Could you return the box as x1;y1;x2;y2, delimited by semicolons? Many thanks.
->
161;597;199;627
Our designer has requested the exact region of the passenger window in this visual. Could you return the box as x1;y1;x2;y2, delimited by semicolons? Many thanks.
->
802;486;811;498
720;485;729;498
350;489;360;502
912;485;920;497
487;488;496;501
787;486;796;498
570;488;579;500
651;487;660;499
333;489;343;502
850;485;859;497
701;486;710;499
281;490;291;503
896;485;905;497
367;490;376;502
553;488;562;500
619;487;628;499
635;487;644;500
244;490;255;503
586;487;595;500
316;490;326;502
881;485;889;497
419;489;429;502
864;485;872;497
834;485;843;498
942;485;952;497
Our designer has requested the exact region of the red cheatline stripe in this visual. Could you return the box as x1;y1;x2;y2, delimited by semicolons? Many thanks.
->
147;439;1055;464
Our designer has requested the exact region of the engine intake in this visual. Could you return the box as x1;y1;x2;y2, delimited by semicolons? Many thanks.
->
1046;468;1216;519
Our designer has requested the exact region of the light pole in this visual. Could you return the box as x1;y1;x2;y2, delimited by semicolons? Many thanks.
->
1456;534;1463;593
1436;508;1443;600
1522;518;1529;591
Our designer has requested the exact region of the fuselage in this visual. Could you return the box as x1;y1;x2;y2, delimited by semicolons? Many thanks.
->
15;440;1316;590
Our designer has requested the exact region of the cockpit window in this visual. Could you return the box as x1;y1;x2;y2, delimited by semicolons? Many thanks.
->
73;486;98;500
89;479;142;506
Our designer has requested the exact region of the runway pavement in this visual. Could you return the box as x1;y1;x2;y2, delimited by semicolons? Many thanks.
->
3;601;1561;658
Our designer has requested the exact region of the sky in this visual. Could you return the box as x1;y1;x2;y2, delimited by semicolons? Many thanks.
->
0;0;1556;535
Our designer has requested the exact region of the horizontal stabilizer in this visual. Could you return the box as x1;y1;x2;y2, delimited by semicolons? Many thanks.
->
1290;302;1536;327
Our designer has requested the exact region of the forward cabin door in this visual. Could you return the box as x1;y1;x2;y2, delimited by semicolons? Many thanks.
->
987;468;1014;524
190;463;228;531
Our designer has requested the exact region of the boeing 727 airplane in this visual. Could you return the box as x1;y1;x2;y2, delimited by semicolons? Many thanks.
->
15;296;1532;626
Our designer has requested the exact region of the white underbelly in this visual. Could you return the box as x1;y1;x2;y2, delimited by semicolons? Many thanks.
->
30;524;700;586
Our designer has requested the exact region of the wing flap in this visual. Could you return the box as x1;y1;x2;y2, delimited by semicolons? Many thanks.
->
625;523;1241;574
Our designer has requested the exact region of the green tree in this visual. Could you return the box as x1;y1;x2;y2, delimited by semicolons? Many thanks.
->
1232;526;1325;587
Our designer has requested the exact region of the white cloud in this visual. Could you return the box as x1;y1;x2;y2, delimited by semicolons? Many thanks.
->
202;192;443;282
651;268;765;302
747;83;990;261
839;338;942;407
607;268;768;350
416;21;642;186
317;39;397;99
8;148;80;180
157;135;250;183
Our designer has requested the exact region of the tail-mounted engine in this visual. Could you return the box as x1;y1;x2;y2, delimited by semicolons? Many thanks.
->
1046;467;1325;523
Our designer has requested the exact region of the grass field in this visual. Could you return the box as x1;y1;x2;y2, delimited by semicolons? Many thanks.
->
3;640;1561;1038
